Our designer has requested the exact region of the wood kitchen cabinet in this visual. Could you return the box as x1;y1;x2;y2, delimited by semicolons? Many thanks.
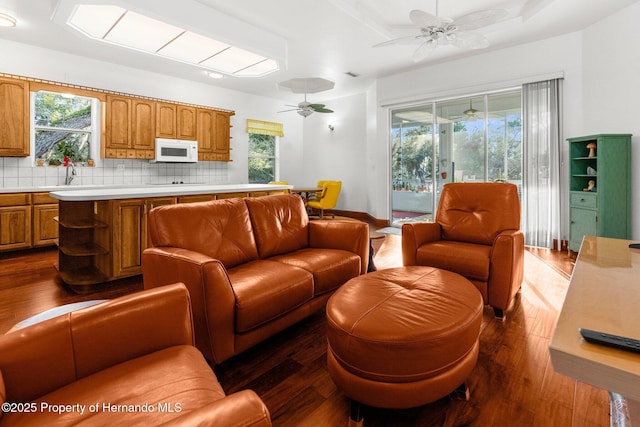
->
131;99;155;156
112;196;176;278
104;95;155;159
0;194;31;251
197;108;232;161
156;103;197;140
568;134;631;252
0;77;30;157
105;95;131;150
32;192;59;247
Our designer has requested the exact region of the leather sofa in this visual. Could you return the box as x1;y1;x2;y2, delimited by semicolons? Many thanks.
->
0;283;272;426
402;182;524;318
142;194;369;364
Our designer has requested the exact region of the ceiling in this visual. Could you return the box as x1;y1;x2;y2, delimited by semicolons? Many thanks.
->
0;0;636;104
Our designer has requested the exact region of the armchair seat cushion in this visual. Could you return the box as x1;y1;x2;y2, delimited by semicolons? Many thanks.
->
270;248;362;296
228;260;314;333
416;240;491;282
1;347;225;427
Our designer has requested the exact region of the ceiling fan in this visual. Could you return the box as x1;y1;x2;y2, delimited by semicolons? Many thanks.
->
278;93;334;117
373;1;507;62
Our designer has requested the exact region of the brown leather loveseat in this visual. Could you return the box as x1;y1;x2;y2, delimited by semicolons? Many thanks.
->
0;283;271;426
402;182;524;318
142;194;369;364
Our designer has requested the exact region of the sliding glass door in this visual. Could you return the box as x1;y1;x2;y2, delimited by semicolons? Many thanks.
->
390;91;522;226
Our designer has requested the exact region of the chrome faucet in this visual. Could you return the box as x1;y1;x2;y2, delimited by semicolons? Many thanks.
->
65;163;77;185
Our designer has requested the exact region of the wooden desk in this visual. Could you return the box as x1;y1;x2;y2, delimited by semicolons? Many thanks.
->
549;236;640;420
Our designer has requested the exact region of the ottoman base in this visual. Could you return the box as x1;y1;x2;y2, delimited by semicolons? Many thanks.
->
327;340;479;410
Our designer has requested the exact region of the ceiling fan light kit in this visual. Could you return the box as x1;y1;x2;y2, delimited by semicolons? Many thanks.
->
373;2;507;62
278;77;335;117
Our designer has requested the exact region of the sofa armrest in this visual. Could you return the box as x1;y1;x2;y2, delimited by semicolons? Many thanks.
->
488;230;525;310
308;220;369;274
0;283;192;404
401;222;441;265
160;390;272;427
142;247;236;364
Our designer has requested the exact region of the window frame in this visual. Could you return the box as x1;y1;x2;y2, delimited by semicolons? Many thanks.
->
247;132;279;183
30;90;101;167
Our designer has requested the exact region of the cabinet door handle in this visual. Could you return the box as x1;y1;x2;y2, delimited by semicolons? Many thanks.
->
580;198;585;202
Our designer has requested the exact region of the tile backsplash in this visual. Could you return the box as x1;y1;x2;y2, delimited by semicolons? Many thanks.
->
0;157;229;189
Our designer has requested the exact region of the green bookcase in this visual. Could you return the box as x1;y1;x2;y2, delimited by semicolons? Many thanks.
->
568;134;632;252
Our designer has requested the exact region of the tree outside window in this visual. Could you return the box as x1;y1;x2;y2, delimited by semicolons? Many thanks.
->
248;133;277;183
34;91;95;165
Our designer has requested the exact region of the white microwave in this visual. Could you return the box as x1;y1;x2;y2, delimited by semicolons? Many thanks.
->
153;139;198;163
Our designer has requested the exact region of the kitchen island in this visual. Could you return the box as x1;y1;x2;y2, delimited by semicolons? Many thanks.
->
49;183;292;293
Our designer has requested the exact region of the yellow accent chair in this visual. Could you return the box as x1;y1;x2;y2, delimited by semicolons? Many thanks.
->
268;181;290;193
308;180;342;219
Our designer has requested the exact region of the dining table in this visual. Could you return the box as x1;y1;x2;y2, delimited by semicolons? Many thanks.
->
291;186;323;204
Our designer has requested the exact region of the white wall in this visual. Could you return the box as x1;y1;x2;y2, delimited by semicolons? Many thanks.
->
581;1;640;239
0;38;303;188
295;92;368;213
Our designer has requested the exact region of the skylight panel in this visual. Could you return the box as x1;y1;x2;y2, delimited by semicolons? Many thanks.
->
104;11;183;53
157;31;230;64
62;2;283;78
200;47;265;74
68;4;125;39
234;59;280;77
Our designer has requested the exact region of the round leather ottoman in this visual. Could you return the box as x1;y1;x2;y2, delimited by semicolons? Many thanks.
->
326;266;483;410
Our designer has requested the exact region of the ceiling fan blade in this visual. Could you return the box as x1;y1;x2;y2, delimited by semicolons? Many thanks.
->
452;9;507;31
450;31;490;49
308;103;325;109
412;39;437;62
409;9;448;27
314;108;334;113
277;108;300;113
373;35;426;47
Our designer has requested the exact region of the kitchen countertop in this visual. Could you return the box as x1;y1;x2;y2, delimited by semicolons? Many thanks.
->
48;183;293;201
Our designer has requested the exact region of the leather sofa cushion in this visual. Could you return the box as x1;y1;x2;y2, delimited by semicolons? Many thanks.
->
228;260;314;333
245;194;309;258
148;199;259;268
0;346;224;426
437;182;520;245
416;241;491;282
270;248;362;295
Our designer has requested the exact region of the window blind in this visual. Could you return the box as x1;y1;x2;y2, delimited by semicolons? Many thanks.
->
246;119;283;137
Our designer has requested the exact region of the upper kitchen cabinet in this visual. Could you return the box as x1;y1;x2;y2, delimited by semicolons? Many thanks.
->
197;108;233;161
104;96;155;159
0;77;30;157
156;103;196;140
105;95;131;151
177;105;197;140
131;99;155;154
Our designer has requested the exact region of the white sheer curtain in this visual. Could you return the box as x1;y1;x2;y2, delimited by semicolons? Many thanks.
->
522;79;563;248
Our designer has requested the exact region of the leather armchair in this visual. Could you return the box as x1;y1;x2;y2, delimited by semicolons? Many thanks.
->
0;283;271;426
402;182;524;318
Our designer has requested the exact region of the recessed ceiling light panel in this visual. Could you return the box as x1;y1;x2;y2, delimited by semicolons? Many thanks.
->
68;5;125;38
64;3;282;78
104;10;183;53
158;31;229;64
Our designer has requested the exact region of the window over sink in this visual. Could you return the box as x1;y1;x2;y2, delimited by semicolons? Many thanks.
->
32;90;100;166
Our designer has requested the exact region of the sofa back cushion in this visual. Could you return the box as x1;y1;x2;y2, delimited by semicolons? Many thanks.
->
245;194;309;258
436;182;521;245
148;198;259;268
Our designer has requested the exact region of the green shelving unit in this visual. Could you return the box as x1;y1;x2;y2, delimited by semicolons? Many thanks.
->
568;134;632;252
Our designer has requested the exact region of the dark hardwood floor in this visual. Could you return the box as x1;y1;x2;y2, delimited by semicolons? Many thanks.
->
0;235;608;426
